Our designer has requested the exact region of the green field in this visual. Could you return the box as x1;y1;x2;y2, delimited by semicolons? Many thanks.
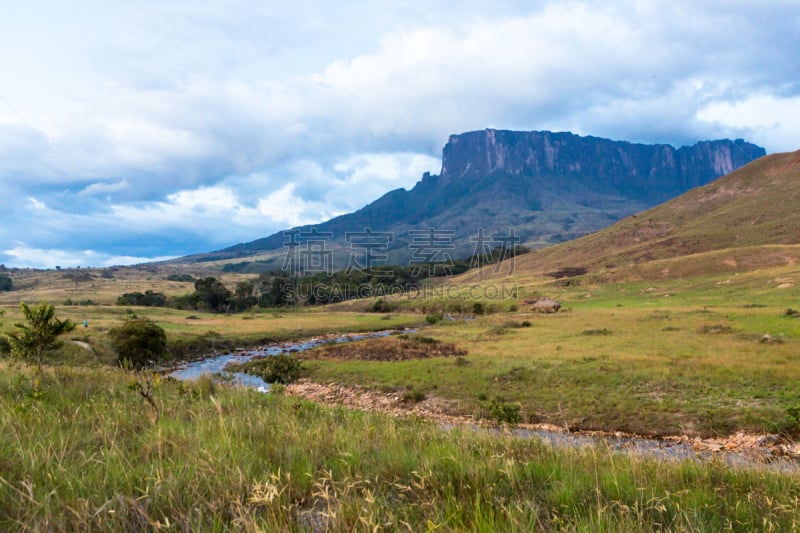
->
2;362;800;531
1;262;800;529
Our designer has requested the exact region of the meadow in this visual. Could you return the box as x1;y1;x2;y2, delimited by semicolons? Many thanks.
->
1;263;800;529
2;362;800;531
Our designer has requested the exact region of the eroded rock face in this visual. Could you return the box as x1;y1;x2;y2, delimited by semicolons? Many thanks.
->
439;129;765;204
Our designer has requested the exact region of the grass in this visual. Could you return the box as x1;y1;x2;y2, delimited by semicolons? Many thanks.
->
305;268;800;437
0;302;424;366
2;361;800;531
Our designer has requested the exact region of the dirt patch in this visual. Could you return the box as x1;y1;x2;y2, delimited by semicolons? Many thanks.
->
298;335;467;362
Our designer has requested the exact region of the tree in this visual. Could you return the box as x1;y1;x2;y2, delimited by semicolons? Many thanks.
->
5;302;76;370
109;318;167;369
0;275;12;291
193;277;231;312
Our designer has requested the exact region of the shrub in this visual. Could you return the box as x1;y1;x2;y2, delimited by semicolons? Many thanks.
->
252;354;305;385
370;298;395;313
109;319;167;369
402;388;426;403
426;313;443;325
478;398;522;426
582;328;612;336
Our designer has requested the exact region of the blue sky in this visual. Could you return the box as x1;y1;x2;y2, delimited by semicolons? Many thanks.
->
1;1;798;268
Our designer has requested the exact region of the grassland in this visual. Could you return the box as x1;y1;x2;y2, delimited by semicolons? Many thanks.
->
306;266;800;437
1;260;799;529
3;362;800;531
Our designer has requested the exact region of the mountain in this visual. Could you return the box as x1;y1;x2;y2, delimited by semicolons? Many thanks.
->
494;148;800;281
187;130;765;269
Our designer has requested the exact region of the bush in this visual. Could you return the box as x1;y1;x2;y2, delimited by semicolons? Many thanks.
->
479;398;522;426
402;388;426;403
252;354;305;385
370;298;395;313
425;313;443;325
109;319;167;369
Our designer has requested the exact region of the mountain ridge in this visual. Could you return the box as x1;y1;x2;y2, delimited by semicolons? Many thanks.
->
183;130;765;268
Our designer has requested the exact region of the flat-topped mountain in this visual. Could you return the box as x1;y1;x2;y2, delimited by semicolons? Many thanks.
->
187;130;765;269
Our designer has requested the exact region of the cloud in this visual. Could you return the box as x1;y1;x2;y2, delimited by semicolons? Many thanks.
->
79;180;130;196
2;243;176;269
1;1;799;267
697;94;800;152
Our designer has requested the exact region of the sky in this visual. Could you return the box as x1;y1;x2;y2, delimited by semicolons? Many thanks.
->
1;1;798;269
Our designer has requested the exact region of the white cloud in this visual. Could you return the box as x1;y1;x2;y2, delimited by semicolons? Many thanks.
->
256;183;337;227
697;94;800;152
3;243;176;269
79;180;130;196
1;1;799;266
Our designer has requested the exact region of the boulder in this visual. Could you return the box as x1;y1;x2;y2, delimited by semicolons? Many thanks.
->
531;297;561;313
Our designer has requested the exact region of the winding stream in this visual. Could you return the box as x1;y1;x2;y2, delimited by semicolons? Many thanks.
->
168;329;403;391
168;329;800;471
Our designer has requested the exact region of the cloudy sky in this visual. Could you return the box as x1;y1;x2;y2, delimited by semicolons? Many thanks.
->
1;1;798;268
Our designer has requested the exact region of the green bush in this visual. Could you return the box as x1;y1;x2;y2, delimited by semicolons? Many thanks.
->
425;313;443;325
109;319;167;369
478;398;522;426
251;354;305;385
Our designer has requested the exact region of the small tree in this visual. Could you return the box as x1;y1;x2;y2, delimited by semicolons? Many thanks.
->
110;318;167;369
5;302;76;370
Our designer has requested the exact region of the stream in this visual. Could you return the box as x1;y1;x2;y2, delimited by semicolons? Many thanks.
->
168;329;403;391
167;329;800;471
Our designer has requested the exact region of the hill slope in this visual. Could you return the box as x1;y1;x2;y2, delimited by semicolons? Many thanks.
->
186;130;764;268
501;149;800;281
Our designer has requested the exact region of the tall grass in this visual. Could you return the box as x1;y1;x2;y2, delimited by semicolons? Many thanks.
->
2;361;800;531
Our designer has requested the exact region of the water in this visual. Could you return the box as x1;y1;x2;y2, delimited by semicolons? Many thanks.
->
168;329;404;392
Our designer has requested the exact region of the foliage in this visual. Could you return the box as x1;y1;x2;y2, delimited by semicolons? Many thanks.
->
246;354;305;385
227;245;530;309
109;319;167;369
4;302;76;369
479;397;523;426
0;274;12;291
425;312;443;325
167;277;232;313
166;273;195;282
116;290;167;307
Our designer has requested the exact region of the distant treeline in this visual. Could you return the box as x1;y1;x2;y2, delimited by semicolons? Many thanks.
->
117;246;528;312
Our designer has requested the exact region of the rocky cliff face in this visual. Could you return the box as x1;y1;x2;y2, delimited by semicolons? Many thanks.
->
438;130;765;203
198;130;765;267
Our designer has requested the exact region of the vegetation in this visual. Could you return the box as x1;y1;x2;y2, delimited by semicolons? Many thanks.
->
2;362;800;531
116;289;167;307
109;318;168;369
0;274;12;291
3;302;75;370
240;354;306;385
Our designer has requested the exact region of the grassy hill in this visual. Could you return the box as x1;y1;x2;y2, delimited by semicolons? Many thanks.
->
481;149;800;283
